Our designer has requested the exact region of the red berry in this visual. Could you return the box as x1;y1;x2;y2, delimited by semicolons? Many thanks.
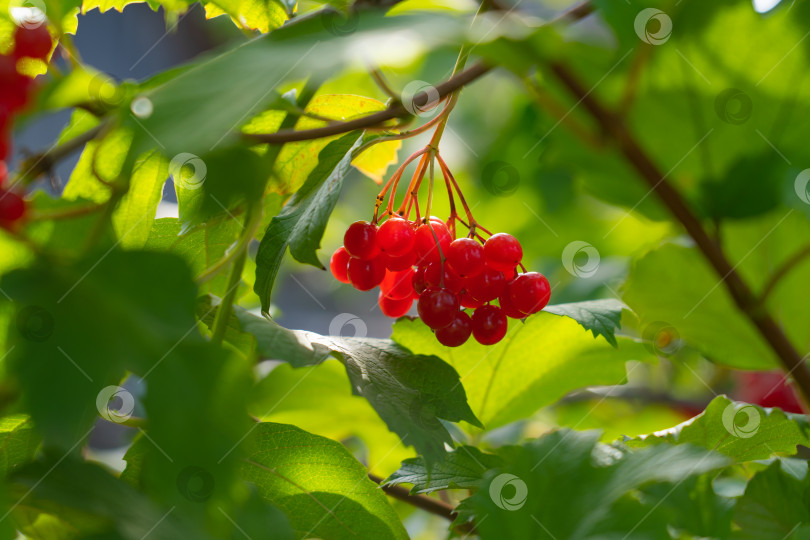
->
0;56;32;112
414;221;452;265
382;249;417;272
347;256;385;291
344;221;380;260
471;305;507;345
378;292;413;318
329;246;351;284
0;137;7;162
509;272;551;314
0;189;26;226
13;25;52;60
435;311;472;347
447;238;485;277
465;268;506;303
459;290;483;310
412;266;427;296
484;233;522;272
424;262;463;293
417;287;459;329
380;268;414;301
499;293;527;319
376;217;415;257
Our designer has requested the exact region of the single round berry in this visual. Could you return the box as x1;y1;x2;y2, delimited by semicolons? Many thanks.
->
499;293;527;319
459;290;483;310
435;311;472;347
14;25;52;60
344;221;380;261
472;305;508;345
447;238;485;277
412;266;428;296
424;261;463;293
509;272;551;315
0;189;26;225
414;220;452;265
382;250;417;272
380;268;414;301
378;292;413;318
484;233;523;272
347;256;386;291
417;287;459;329
464;268;506;303
0;161;6;185
329;246;351;284
376;217;415;257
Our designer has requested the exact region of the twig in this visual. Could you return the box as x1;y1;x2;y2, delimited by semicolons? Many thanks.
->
18;122;108;181
548;62;810;409
758;243;810;305
243;62;493;145
368;473;474;534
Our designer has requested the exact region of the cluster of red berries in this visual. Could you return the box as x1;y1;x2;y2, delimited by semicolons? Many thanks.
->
330;216;550;347
0;23;51;227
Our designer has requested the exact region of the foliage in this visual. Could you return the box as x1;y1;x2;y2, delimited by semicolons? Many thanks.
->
0;0;809;538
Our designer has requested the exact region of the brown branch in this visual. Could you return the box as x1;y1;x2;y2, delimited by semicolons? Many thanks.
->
243;0;595;146
244;62;493;145
20;122;107;181
368;473;475;534
548;62;810;409
758;243;810;305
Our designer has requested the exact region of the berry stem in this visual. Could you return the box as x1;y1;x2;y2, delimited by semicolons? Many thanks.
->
373;147;427;223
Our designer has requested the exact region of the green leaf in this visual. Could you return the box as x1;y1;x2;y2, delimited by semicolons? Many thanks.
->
145;217;242;296
629;396;810;462
203;0;288;33
242;422;408;540
0;415;39;477
460;429;729;539
221;305;480;461
254;133;361;312
113;150;169;249
544;299;626;347
11;457;206;539
733;460;810;540
391;314;653;430
1;250;200;449
174;146;269;230
624;243;777;369
248;360;413;478
383;446;503;494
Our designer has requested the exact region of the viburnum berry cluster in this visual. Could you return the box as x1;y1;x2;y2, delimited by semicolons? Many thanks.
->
330;145;550;347
0;22;51;228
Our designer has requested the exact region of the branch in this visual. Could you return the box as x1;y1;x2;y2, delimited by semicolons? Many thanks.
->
368;473;474;534
243;0;595;145
19;122;107;181
243;61;493;145
758;243;810;304
548;62;810;408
